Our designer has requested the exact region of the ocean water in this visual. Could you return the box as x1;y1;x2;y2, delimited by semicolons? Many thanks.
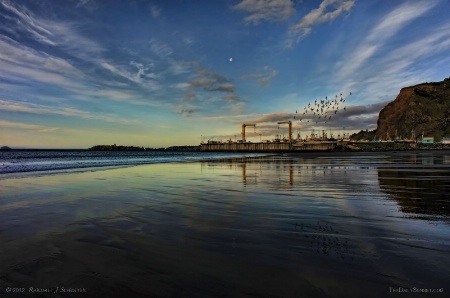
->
1;151;449;297
0;150;270;176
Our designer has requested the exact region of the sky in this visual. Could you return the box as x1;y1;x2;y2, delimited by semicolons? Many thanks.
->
1;0;449;148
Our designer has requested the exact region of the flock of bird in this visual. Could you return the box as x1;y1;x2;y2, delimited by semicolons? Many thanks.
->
293;92;352;125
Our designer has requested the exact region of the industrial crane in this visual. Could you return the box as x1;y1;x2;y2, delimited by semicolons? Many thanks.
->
277;121;292;143
241;123;256;143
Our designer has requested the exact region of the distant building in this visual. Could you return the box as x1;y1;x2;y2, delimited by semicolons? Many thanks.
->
422;137;434;144
442;137;450;144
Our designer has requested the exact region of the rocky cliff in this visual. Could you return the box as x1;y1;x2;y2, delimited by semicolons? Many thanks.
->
374;77;450;141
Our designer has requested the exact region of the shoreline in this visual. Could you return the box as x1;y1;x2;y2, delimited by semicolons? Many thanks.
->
0;151;275;178
2;150;448;176
283;148;450;158
2;143;450;152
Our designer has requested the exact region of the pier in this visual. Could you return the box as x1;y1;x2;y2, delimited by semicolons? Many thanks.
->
200;141;338;152
201;121;348;152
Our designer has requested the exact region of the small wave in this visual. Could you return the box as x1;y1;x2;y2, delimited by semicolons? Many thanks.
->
0;151;271;177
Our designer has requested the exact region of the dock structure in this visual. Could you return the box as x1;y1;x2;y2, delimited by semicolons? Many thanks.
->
202;121;343;152
200;141;338;152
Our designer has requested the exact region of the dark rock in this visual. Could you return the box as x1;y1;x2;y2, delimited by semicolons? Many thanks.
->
372;77;450;141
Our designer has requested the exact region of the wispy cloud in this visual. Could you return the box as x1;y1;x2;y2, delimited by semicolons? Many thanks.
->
92;89;144;103
183;92;197;101
0;36;74;75
338;1;438;80
171;67;243;115
209;84;236;93
188;69;236;94
1;0;104;59
169;60;197;75
383;23;450;74
0;120;59;133
150;4;161;19
100;61;159;90
232;0;295;24
0;36;163;107
172;103;199;117
150;39;173;58
0;99;140;125
1;0;54;45
228;102;247;114
222;94;240;101
76;0;91;9
241;66;278;86
332;2;447;109
130;61;159;80
289;0;355;44
0;0;132;107
183;37;194;46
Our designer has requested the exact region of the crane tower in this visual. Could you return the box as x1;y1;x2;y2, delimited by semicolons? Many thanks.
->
277;121;292;143
241;123;256;143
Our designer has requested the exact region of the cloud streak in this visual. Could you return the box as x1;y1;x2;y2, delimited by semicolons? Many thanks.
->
187;69;238;97
100;61;159;90
241;66;278;86
0;99;140;125
209;84;236;93
338;1;438;80
0;0;104;59
232;0;295;24
0;36;163;108
150;4;161;19
0;120;59;133
150;39;173;58
289;0;355;44
0;36;84;86
172;103;199;117
331;1;448;112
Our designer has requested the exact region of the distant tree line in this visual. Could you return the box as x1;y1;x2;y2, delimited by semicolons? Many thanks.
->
88;144;200;151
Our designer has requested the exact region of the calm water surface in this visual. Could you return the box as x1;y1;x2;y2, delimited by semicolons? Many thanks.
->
0;151;449;297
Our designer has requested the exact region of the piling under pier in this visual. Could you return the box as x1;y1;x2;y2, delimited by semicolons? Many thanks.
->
200;141;338;152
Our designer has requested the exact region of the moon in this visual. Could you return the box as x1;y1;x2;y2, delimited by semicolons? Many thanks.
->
229;57;233;62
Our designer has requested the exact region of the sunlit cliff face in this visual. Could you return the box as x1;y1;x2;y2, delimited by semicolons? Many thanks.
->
374;80;450;141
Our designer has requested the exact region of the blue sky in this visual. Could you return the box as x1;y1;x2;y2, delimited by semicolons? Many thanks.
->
1;0;449;148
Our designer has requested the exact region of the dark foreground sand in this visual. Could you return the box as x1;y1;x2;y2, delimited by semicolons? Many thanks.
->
1;227;396;298
1;154;449;297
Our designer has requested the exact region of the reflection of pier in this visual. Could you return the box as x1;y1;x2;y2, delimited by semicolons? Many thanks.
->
239;162;294;185
240;163;257;184
203;157;297;188
201;141;338;152
282;164;294;186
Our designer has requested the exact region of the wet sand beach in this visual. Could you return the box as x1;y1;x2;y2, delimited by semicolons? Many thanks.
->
1;152;449;297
